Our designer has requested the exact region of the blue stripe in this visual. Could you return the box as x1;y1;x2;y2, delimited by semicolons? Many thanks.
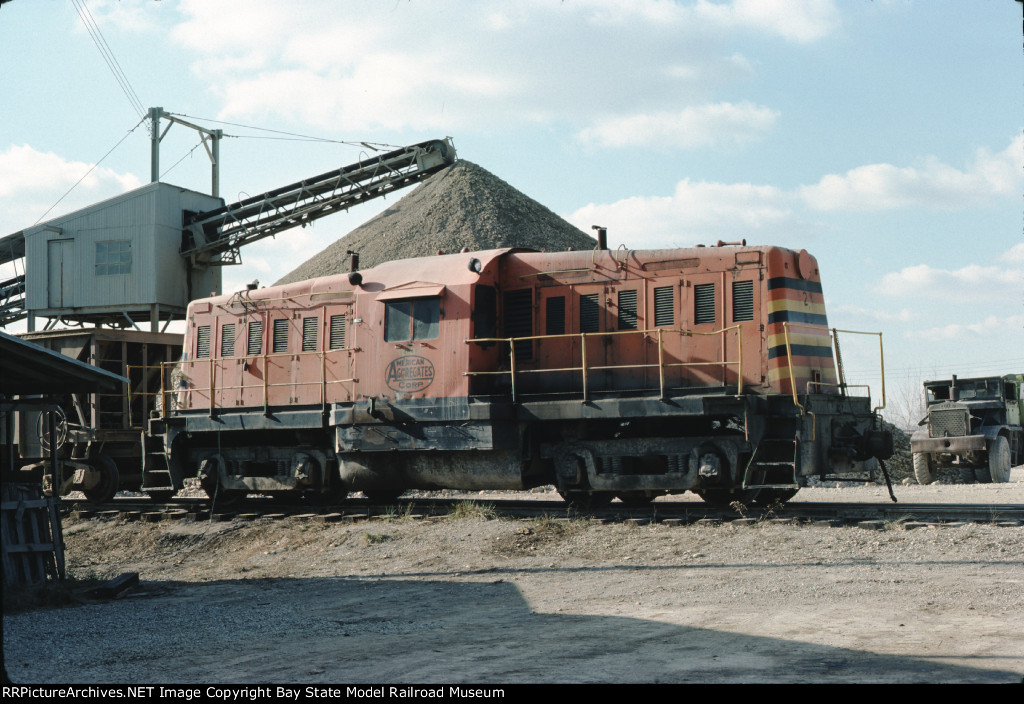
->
767;310;829;326
767;277;822;293
768;344;834;360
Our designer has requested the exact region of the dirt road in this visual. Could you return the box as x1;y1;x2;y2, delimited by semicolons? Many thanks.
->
4;480;1023;684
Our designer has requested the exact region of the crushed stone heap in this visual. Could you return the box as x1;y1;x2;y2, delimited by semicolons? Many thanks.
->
274;160;597;285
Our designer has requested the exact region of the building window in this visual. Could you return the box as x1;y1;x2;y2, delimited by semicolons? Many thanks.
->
96;240;131;275
385;298;440;342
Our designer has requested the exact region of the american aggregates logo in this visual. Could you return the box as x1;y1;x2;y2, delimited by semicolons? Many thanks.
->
385;355;435;392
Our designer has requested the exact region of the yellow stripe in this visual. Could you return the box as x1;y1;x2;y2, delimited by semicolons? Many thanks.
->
767;331;832;349
766;298;827;316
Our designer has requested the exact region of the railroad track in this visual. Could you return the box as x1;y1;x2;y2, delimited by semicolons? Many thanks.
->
63;496;1024;527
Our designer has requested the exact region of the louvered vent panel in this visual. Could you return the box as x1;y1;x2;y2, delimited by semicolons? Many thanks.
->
273;319;289;353
248;321;263;355
302;317;319;352
653;286;674;327
694;283;716;325
580;293;600;333
196;325;211;358
617;289;638;330
732;280;754;322
503;289;533;360
545;296;565;335
329;315;346;350
221;323;235;357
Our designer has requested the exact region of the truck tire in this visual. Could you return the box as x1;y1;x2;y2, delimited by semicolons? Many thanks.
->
912;452;934;485
987;436;1011;484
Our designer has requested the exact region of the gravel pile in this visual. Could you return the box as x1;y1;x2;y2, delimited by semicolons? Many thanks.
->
275;160;597;285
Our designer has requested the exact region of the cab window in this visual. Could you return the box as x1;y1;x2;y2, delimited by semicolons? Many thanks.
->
385;298;440;341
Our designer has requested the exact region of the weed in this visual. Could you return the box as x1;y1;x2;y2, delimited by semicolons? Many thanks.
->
449;501;497;520
383;503;415;522
362;531;393;545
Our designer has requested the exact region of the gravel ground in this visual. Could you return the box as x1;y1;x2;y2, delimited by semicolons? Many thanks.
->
4;472;1023;685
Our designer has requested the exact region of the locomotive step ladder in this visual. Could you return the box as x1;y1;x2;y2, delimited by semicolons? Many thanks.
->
742;437;800;489
140;434;175;493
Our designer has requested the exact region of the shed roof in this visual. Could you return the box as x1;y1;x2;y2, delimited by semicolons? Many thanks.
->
0;330;127;396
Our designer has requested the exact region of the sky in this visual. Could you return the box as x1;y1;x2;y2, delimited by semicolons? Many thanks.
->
1;0;1022;412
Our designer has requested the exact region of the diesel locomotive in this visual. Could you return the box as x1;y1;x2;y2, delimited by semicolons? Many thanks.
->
143;242;893;507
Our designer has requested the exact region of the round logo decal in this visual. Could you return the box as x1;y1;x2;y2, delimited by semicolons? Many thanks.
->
385;355;435;393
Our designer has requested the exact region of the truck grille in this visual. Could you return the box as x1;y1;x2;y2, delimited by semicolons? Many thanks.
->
929;408;968;438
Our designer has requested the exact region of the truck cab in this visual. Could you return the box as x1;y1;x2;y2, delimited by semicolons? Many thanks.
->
910;374;1022;484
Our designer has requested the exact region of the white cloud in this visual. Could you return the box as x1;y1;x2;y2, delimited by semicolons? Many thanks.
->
694;0;840;43
568;179;807;249
0;145;141;232
879;256;1024;303
829;304;913;324
1003;242;1024;265
576;101;779;149
914;315;1024;342
800;136;1024;211
167;0;833;134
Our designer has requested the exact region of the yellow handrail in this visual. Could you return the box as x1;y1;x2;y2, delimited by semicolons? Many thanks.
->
466;325;743;402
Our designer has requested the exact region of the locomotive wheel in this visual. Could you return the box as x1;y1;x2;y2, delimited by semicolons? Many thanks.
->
201;476;246;508
912;453;935;485
559;490;614;511
695;488;761;508
986;436;1011;484
83;455;119;504
753;488;799;506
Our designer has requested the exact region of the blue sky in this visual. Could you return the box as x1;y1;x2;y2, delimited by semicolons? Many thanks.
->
2;0;1021;407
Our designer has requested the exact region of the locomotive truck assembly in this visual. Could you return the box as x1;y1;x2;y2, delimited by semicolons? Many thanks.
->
144;242;894;507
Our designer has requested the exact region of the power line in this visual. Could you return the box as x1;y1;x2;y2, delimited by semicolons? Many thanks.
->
72;0;146;120
168;113;395;150
34;116;147;226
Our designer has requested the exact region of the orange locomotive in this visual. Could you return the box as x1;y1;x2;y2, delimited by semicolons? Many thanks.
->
144;243;893;506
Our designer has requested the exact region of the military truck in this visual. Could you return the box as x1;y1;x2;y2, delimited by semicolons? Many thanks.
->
910;374;1022;484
